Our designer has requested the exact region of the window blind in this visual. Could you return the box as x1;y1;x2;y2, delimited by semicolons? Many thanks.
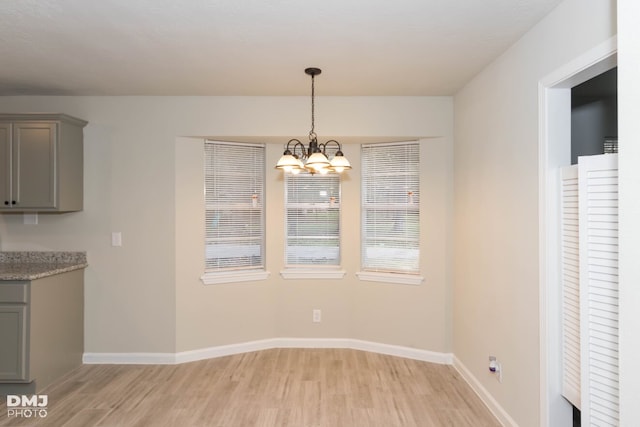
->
205;141;265;272
285;173;340;266
361;142;420;273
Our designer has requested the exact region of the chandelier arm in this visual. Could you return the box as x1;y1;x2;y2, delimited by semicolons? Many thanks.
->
292;141;308;159
318;140;342;156
285;138;302;149
323;140;342;150
323;140;341;147
283;138;302;155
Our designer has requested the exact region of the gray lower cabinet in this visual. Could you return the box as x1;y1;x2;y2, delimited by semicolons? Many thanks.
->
0;303;27;381
0;270;84;394
0;114;88;212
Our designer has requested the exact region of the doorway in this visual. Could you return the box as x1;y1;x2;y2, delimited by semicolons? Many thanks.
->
538;37;617;427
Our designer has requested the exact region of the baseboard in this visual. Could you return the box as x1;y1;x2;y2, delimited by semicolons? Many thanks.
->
0;381;36;398
174;338;278;364
348;339;453;365
452;356;518;427
82;352;177;365
83;338;453;366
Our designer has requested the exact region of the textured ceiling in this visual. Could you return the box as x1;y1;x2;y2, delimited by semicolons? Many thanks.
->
0;0;562;96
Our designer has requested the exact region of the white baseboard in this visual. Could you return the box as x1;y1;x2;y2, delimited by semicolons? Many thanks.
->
83;338;453;366
348;339;453;365
452;356;518;427
82;352;177;365
174;338;277;364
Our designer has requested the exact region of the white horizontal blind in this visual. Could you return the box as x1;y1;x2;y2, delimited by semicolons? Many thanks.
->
579;154;619;426
560;165;581;408
361;142;420;273
204;141;265;271
285;173;340;266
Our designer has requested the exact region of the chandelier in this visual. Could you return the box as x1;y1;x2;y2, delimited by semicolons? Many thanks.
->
275;68;351;175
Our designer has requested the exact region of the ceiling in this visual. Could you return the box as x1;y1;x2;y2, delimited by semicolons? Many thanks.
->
0;0;563;96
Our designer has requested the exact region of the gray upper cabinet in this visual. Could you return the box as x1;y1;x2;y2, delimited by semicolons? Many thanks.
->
0;114;88;212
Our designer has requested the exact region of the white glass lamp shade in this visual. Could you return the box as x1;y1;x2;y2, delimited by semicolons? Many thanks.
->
305;151;330;171
276;153;302;173
330;153;352;173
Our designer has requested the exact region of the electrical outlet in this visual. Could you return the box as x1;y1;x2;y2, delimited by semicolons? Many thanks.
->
23;213;38;225
313;309;321;323
489;356;502;383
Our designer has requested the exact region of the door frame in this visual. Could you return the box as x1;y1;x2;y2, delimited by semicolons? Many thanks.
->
538;36;617;427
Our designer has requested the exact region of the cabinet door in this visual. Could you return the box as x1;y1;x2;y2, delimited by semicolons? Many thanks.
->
0;304;28;381
0;124;11;207
12;122;57;209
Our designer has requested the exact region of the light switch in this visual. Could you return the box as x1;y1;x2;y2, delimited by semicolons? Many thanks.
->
111;232;122;247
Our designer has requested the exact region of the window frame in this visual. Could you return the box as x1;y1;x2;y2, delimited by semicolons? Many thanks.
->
280;172;346;280
357;141;424;285
201;140;269;285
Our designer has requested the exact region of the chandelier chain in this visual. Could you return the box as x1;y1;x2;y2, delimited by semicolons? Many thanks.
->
309;73;315;140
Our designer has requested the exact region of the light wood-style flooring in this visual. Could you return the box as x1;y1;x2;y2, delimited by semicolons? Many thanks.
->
0;348;500;427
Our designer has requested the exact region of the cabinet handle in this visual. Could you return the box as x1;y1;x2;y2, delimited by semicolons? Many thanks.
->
11;201;16;205
3;201;8;206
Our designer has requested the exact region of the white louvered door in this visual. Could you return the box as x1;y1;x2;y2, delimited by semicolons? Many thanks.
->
579;153;619;426
561;165;581;408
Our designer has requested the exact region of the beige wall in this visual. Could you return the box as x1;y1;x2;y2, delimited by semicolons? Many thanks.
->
453;0;616;426
175;133;453;352
0;96;453;355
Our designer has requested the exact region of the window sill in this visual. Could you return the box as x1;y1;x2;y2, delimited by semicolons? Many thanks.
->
356;271;424;286
280;269;347;280
201;270;270;285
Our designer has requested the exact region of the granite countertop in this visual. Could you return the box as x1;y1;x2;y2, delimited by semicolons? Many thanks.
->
0;251;88;281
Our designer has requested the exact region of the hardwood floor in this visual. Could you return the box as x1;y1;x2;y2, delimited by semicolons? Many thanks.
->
0;349;500;426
